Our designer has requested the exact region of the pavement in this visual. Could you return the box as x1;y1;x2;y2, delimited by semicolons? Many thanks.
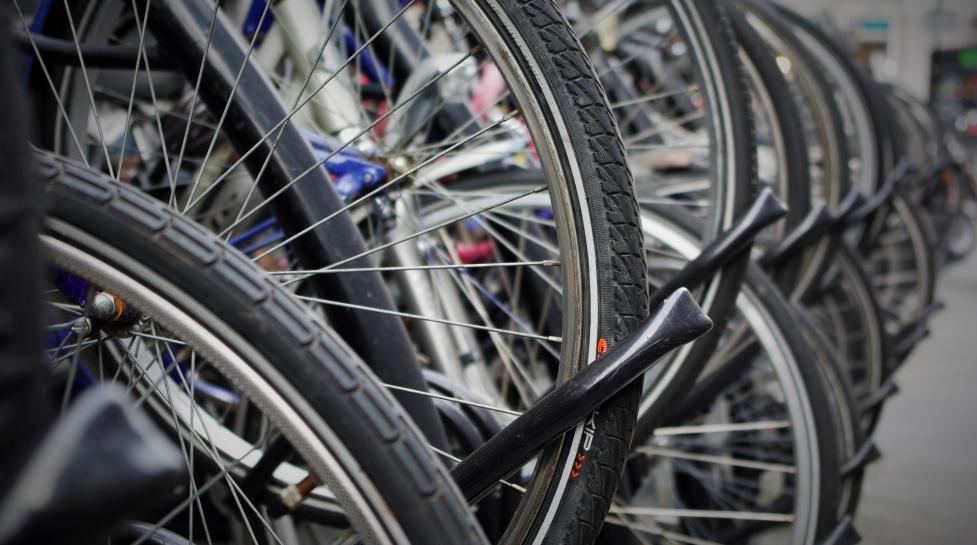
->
855;252;977;543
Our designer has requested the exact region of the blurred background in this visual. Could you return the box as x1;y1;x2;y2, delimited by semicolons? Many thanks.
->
782;0;977;142
777;2;977;542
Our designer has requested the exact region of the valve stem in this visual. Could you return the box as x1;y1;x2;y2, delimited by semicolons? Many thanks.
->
279;473;322;511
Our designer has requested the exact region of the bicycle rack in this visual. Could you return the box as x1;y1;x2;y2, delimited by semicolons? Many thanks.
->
451;288;713;501
832;187;869;228
841;439;882;477
859;374;900;416
452;189;788;501
758;203;832;269
648;187;788;309
818;516;862;545
848;159;918;227
891;301;944;365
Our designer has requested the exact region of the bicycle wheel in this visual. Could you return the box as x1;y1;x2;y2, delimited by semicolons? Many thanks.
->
567;0;759;443
733;0;851;295
577;0;756;239
20;1;652;542
730;7;890;434
727;6;812;289
614;208;844;545
790;305;867;521
859;191;937;347
775;5;883;197
804;243;889;432
38;150;485;545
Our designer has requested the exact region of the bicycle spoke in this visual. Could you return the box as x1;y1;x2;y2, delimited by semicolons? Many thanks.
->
632;446;797;474
268;259;559;275
60;0;116;178
654;421;792;436
295;294;561;343
383;383;521;417
609;507;794;523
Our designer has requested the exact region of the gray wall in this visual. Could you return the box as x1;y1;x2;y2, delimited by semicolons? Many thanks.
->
777;0;977;99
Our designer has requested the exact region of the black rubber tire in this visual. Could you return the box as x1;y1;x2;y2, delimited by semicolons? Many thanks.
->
736;0;852;209
729;6;811;233
630;207;844;544
804;243;891;434
625;0;755;446
774;4;891;193
27;2;652;542
859;191;938;342
468;2;650;544
728;6;813;290
791;305;867;521
37;150;488;545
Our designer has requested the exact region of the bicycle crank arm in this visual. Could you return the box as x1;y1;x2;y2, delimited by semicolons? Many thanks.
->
451;288;712;501
648;187;787;310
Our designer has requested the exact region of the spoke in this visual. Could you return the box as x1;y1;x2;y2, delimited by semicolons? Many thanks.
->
116;334;180;402
626;144;708;152
280;182;541;283
610;85;698;109
596;34;669;79
184;0;455;216
45;320;79;331
479;204;557;229
623;110;705;147
353;6;394;108
91;85;219;130
128;330;189;346
609;506;794;523
138;336;214;545
653;421;792;436
113;0;154;180
187;350;213;545
430;241;558;362
131;452;254;545
170;0;221;192
384;384;521;417
429;446;526;493
480;212;560;255
229;95;509;256
12;2;88;163
60;0;116;178
295;294;561;343
632;446;796;474
417;182;564;295
59;332;86;412
128;0;178;205
154;330;285;545
47;340;101;366
181;0;274;209
435;245;550;401
604;516;722;545
222;0;351;224
573;0;632;39
131;329;286;545
403;95;514;157
268;259;559;276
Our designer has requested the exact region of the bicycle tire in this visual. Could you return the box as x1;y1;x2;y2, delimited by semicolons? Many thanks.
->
629;208;844;544
38;149;488;545
23;2;653;542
